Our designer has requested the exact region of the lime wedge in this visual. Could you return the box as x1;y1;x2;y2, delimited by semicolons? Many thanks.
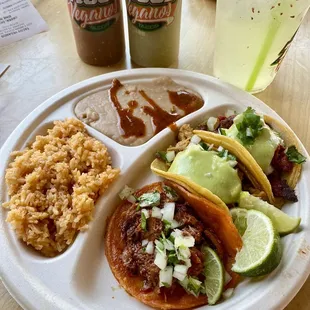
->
239;191;301;236
202;246;224;305
232;209;282;277
230;208;248;236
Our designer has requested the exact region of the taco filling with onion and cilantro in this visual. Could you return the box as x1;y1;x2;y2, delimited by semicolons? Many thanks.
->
105;181;242;309
194;107;306;207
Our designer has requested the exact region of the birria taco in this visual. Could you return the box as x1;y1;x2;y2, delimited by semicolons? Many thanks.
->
105;181;242;309
194;107;306;207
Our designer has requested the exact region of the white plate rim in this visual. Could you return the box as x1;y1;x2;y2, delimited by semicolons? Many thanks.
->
0;68;309;310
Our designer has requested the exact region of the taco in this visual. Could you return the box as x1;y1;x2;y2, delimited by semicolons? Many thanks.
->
194;107;306;207
150;125;272;210
105;181;242;309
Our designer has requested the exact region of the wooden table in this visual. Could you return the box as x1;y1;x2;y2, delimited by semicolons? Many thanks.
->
0;0;309;309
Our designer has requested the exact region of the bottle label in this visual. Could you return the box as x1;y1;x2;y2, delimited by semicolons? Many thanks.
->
127;0;178;31
68;0;121;32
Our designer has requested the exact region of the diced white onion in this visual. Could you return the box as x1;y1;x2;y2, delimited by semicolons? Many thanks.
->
228;160;238;168
174;264;189;274
146;241;154;254
223;288;234;299
246;127;253;137
217;146;224;152
163;238;174;251
204;172;212;178
177;246;191;260
225;109;235;117
141;208;150;219
208;144;214;151
171;229;182;239
127;195;136;204
207;117;218;131
222;150;228;159
142;239;148;247
166;151;176;162
171;220;181;229
265;165;274;175
224;271;232;285
173;271;186;281
152;207;162;219
161;202;175;223
155;251;167;270
119;185;135;200
190;134;201;145
159;266;173;287
184;258;192;267
175;235;195;248
179;276;189;288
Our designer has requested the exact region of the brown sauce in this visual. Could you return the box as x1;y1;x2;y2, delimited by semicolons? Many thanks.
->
139;90;180;134
109;79;145;138
169;122;178;133
128;100;138;110
108;79;203;139
168;91;204;114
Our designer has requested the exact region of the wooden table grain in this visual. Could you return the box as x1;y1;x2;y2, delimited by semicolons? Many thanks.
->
0;0;309;309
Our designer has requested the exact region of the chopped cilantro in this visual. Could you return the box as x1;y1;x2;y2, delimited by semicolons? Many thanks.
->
137;191;161;207
228;154;237;161
141;212;147;231
155;239;165;254
199;141;209;151
187;277;202;296
218;149;228;158
217;148;236;162
167;251;179;265
163;185;179;201
155;151;168;163
219;128;227;136
161;282;170;288
168;234;175;243
163;219;172;234
286;146;306;164
236;107;263;145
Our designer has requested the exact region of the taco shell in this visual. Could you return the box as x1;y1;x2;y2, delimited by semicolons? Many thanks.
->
105;181;242;309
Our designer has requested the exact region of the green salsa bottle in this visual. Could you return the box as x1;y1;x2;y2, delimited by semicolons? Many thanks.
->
126;0;182;67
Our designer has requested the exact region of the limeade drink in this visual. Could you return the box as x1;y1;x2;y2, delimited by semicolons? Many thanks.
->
214;0;310;93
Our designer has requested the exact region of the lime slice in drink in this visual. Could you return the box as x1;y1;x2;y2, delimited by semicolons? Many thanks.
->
202;246;224;305
239;191;301;236
230;208;248;236
232;209;282;277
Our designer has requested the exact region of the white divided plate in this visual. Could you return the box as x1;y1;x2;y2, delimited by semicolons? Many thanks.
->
0;68;310;310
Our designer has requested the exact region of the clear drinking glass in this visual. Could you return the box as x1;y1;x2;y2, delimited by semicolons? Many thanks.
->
213;0;310;93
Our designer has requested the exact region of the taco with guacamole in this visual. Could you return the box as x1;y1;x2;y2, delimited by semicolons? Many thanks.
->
105;181;242;309
194;107;306;207
151;124;276;210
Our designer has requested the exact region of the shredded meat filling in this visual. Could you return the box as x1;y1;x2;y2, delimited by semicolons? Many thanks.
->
271;145;294;173
217;115;235;130
121;199;210;290
268;172;297;202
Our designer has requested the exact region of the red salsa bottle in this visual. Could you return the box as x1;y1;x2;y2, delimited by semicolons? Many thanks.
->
67;0;125;66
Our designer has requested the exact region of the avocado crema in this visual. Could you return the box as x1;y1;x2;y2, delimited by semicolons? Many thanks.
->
168;145;242;204
224;113;283;174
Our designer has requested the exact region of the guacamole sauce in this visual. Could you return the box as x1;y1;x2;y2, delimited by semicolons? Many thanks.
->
168;145;241;204
225;114;283;174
